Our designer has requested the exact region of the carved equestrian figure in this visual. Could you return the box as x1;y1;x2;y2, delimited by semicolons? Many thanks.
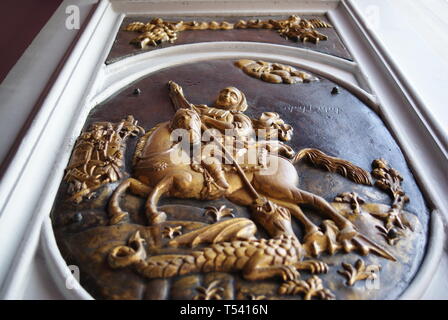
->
168;81;293;190
107;82;394;260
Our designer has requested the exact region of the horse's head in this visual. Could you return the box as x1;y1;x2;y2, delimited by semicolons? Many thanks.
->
170;108;202;145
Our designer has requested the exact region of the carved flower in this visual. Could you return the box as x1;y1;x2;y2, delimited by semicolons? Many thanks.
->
238;288;267;300
204;205;235;222
376;225;405;246
334;192;365;215
162;226;183;239
338;259;381;286
193;280;224;300
278;276;335;300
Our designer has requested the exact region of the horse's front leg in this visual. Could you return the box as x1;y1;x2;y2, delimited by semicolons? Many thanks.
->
145;176;174;225
109;178;152;225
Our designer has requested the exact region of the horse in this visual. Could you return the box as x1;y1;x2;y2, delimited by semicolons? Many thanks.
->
108;108;394;260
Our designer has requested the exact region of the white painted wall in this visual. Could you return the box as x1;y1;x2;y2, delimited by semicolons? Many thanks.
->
352;0;448;132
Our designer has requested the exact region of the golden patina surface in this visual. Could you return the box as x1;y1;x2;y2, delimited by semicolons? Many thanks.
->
338;259;381;287
370;159;412;245
125;16;332;48
235;59;319;84
64;116;144;204
54;64;426;300
334;192;365;215
106;82;391;263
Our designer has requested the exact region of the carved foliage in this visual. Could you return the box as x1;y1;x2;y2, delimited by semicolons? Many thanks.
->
278;276;335;300
338;259;381;286
193;280;224;300
334;192;365;215
235;59;319;84
125;15;332;49
204;205;235;222
371;159;412;244
64;116;144;203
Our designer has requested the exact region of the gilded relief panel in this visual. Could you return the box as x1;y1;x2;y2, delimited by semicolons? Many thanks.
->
51;59;428;300
106;15;352;64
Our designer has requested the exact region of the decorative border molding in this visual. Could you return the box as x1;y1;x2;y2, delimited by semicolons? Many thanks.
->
399;210;444;300
95;42;376;111
41;217;94;300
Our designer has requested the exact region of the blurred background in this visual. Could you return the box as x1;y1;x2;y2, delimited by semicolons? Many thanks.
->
0;0;63;84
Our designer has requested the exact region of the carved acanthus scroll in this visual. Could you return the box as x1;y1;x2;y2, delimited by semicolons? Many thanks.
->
125;16;332;49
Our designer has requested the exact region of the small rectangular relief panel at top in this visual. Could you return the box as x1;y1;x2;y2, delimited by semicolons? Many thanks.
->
105;14;352;64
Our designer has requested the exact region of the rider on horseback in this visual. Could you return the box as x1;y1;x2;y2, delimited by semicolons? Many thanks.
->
169;82;255;190
168;81;297;193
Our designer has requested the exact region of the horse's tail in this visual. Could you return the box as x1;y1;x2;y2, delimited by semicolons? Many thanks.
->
292;148;371;185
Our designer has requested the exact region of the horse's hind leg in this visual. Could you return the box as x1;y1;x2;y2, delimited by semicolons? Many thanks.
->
253;173;395;260
109;178;152;225
145;176;173;225
290;188;357;239
254;180;356;239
